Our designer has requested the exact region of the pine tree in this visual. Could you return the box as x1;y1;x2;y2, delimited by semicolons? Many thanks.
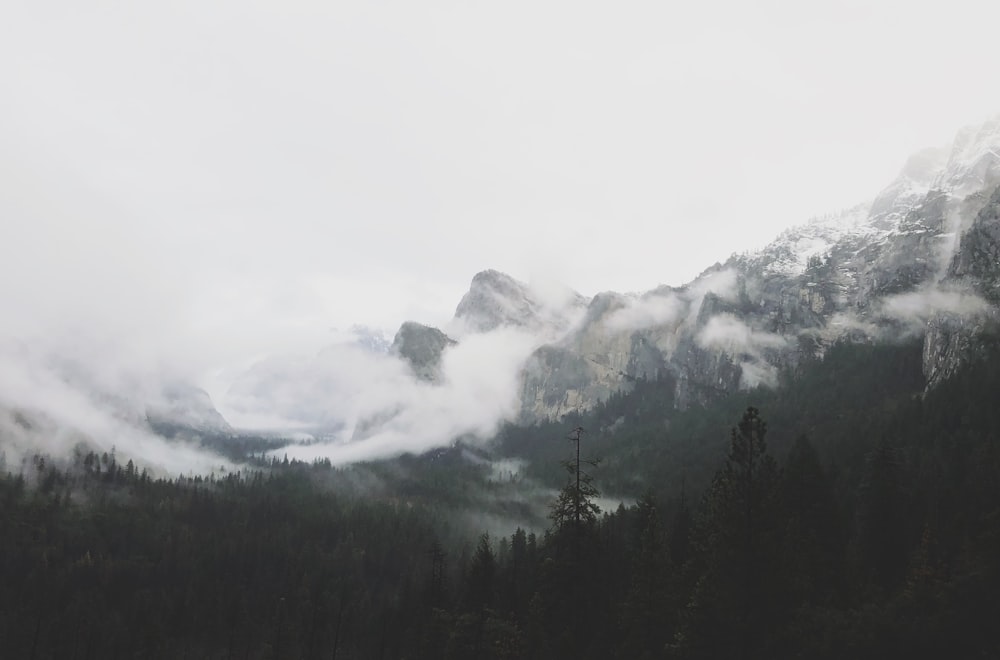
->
619;491;672;659
464;534;496;612
776;435;844;606
549;427;601;558
535;428;606;659
669;483;693;568
856;440;909;592
675;407;781;660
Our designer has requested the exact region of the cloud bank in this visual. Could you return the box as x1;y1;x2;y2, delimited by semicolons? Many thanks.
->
0;340;232;476
605;293;685;331
605;268;740;333
224;327;544;465
696;313;790;388
880;287;991;326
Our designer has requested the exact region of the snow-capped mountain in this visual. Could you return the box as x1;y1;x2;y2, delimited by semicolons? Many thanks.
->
57;114;997;452
419;115;1000;423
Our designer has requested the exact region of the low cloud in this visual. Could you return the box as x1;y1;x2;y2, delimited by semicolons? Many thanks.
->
0;341;232;476
682;268;740;327
824;312;881;338
696;314;790;390
604;268;740;333
696;314;789;354
880;286;991;326
606;293;685;331
225;327;543;465
686;267;740;302
738;360;779;389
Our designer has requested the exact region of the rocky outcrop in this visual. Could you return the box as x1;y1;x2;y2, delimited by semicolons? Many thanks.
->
454;270;537;333
922;313;989;389
391;322;456;382
517;292;672;421
951;185;1000;303
519;346;599;422
453;269;587;336
922;185;1000;388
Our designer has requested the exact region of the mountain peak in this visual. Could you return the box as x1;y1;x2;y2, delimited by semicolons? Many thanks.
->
453;269;588;336
391;322;456;382
146;384;233;436
938;114;1000;196
454;270;535;333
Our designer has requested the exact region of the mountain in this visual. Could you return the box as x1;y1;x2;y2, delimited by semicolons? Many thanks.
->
0;354;233;475
350;325;393;354
453;269;589;337
145;384;233;437
30;116;992;453
391;321;456;382
400;115;1000;424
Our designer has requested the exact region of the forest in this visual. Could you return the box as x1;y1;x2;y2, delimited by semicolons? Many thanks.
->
2;336;999;659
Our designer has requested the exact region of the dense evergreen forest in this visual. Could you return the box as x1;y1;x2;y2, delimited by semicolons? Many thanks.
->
2;336;1000;658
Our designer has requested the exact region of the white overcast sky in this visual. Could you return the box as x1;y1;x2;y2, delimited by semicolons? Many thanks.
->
4;0;1000;381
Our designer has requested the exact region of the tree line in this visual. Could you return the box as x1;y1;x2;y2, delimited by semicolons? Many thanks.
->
2;336;1000;657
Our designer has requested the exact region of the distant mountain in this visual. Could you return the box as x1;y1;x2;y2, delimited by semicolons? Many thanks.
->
0;351;233;473
145;384;233;437
5;117;999;469
391;321;456;382
349;325;393;354
452;269;589;337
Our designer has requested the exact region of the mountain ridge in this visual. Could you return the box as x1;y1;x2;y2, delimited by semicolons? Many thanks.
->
6;115;1000;463
405;114;1000;424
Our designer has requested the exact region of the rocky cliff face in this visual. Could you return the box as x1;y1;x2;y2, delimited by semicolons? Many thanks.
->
453;269;588;337
923;184;1000;388
391;116;1000;425
950;185;1000;302
517;291;673;421
391;321;456;382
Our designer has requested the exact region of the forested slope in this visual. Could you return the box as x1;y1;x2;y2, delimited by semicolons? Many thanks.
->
2;336;999;658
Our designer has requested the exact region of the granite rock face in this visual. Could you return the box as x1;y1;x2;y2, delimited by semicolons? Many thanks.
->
391;321;456;382
922;185;1000;388
453;269;588;336
393;116;1000;425
511;116;1000;423
950;185;1000;303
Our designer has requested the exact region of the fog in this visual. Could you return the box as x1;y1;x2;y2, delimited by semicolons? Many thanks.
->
696;314;790;388
606;268;739;332
0;290;572;470
606;293;683;332
0;340;232;476
249;327;545;464
880;287;992;328
4;1;1000;473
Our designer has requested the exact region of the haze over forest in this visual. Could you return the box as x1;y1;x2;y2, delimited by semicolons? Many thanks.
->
5;3;1000;658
